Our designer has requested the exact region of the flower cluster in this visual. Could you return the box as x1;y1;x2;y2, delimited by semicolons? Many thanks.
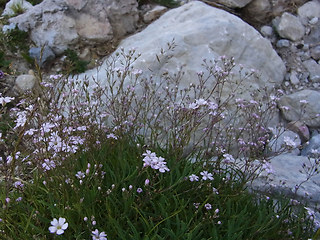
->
142;150;170;173
188;170;214;182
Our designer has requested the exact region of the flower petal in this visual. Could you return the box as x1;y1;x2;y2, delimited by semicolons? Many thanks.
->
58;217;66;225
49;226;57;233
61;223;68;230
56;229;64;235
50;218;58;226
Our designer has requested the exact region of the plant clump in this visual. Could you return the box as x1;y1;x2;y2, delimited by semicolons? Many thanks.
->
0;44;319;239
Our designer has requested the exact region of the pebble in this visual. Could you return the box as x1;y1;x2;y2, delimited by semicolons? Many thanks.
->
309;17;319;24
276;39;290;48
290;71;300;85
260;25;273;37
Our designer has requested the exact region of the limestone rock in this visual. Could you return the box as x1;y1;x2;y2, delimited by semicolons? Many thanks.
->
29;46;56;67
289;70;300;85
278;90;320;128
303;59;320;82
252;153;320;207
2;0;33;17
9;0;139;54
15;74;36;92
310;45;320;61
298;0;320;23
143;5;167;23
301;134;320;157
287;121;310;143
215;0;253;8
76;13;113;42
243;0;272;24
275;12;305;41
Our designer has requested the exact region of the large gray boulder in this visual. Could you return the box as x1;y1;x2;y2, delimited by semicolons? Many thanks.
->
80;1;285;102
9;0;139;54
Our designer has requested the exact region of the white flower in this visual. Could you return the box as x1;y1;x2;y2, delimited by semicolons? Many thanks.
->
0;95;14;105
283;136;296;148
76;171;85;179
205;203;212;210
92;229;107;240
212;187;219;194
189;174;199;182
262;162;275;174
195;98;208;106
188;102;199;110
106;133;118;140
222;153;235;164
200;171;214;181
41;122;55;133
48;132;63;151
142;150;170;172
42;159;56;171
14;111;27;129
24;128;37;136
299;99;308;104
49;217;68;235
208;101;218;110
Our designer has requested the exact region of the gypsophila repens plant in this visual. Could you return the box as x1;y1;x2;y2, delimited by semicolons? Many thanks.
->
0;41;319;239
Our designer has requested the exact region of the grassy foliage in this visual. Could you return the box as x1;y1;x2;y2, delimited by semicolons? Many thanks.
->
63;49;89;75
0;137;315;239
0;51;11;72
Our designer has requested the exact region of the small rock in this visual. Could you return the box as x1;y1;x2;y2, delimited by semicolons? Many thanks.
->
309;17;319;25
303;59;320;82
15;74;36;92
310;45;320;60
284;72;290;81
79;47;91;61
287;121;310;143
289;70;300;85
260;25;273;37
29;46;56;67
301;134;320;156
143;5;167;23
300;51;311;61
276;39;290;48
274;12;305;41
